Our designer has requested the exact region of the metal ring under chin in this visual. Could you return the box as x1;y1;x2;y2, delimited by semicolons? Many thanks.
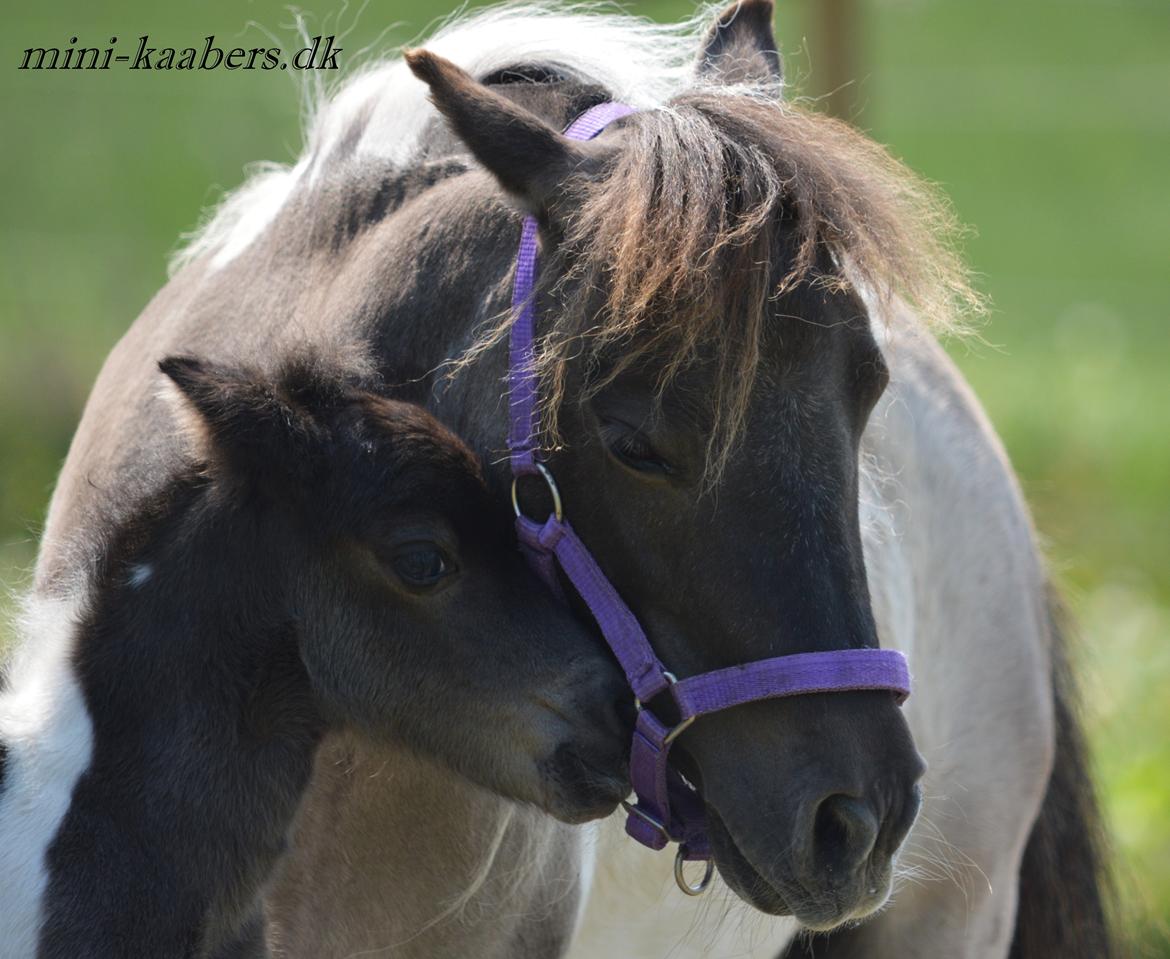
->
674;848;715;896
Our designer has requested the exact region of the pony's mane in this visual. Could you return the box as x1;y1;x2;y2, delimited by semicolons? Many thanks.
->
533;91;983;474
172;2;982;476
172;2;707;272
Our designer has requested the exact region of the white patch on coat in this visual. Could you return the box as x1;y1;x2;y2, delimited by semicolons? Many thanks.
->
206;158;310;269
572;820;599;936
172;3;713;274
0;593;95;958
566;813;798;959
127;563;153;588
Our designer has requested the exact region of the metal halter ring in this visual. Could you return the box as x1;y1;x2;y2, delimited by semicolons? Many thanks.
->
511;461;563;523
674;848;715;896
634;670;679;710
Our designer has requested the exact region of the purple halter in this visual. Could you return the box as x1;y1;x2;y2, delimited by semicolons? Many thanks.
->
508;103;911;895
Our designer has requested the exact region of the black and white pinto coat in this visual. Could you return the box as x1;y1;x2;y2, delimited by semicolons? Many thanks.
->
1;4;1103;959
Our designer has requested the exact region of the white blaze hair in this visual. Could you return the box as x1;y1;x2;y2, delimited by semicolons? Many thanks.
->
0;593;95;957
172;2;714;273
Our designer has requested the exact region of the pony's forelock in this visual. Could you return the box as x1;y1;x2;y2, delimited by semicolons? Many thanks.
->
528;91;984;478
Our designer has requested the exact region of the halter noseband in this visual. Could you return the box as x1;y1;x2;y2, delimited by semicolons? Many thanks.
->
508;103;910;896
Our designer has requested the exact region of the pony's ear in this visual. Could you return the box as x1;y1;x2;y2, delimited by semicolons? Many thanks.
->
404;48;602;215
158;355;332;496
696;0;783;90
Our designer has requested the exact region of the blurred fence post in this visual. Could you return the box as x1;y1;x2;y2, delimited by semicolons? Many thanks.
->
814;0;861;120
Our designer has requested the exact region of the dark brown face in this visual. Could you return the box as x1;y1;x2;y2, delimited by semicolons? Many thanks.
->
403;25;931;924
526;277;925;925
162;355;631;824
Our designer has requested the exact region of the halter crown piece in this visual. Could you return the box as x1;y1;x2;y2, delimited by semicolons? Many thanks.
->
508;104;911;896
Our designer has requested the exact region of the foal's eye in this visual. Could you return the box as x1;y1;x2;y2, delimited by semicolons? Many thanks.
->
391;544;454;588
610;432;675;476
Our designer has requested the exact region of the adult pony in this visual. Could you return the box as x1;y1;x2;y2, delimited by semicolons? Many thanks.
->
27;1;1111;957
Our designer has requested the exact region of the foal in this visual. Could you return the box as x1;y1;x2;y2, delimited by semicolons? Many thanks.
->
0;353;630;957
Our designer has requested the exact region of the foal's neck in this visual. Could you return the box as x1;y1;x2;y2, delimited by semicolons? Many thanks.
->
31;480;325;956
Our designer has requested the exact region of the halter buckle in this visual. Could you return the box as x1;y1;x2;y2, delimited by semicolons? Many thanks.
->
621;800;674;843
634;671;696;745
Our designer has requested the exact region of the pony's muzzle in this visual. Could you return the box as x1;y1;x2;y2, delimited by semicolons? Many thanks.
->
685;691;925;924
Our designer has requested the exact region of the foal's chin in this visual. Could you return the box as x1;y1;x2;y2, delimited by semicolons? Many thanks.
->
534;743;631;824
705;807;895;930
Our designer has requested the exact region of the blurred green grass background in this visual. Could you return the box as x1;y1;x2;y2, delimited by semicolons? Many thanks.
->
2;0;1167;951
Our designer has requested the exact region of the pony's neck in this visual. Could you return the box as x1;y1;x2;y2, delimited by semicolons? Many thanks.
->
367;82;606;491
3;479;325;956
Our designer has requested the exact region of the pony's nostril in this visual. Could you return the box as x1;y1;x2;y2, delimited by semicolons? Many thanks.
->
878;781;923;858
812;794;880;875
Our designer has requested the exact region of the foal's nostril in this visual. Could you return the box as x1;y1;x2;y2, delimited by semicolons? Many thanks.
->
812;794;880;875
544;743;628;823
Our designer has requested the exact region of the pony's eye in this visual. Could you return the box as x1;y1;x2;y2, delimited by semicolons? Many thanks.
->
391;544;454;588
610;432;675;476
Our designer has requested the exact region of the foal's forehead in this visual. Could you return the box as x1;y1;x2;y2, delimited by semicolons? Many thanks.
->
357;396;484;485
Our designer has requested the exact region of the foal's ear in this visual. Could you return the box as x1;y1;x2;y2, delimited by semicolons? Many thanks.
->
405;49;602;215
159;355;332;496
696;0;783;90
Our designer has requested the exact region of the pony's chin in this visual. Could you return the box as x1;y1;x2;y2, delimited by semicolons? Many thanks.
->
705;808;796;916
706;806;889;929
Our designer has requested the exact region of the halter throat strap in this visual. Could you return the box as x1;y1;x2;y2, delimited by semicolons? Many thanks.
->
507;102;911;886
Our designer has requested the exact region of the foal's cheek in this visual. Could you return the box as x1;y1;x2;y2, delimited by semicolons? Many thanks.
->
294;593;407;726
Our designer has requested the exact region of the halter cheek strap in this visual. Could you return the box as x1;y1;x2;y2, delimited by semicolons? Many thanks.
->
508;103;911;893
